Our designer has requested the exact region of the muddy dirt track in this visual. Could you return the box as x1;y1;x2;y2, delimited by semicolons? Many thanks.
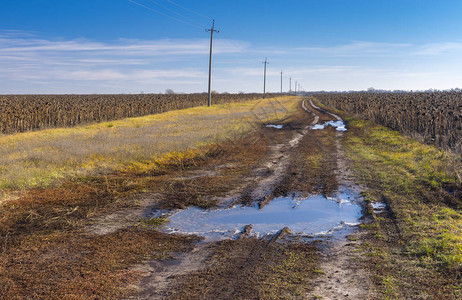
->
93;99;374;299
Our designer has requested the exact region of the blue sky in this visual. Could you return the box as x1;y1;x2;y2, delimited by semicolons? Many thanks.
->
1;0;462;94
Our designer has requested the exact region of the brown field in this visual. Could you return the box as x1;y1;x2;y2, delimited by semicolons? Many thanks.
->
315;92;462;154
0;93;267;134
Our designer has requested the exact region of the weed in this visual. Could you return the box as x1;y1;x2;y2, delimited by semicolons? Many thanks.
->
347;235;359;241
134;216;169;228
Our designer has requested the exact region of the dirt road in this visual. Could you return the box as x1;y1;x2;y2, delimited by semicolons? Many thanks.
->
102;98;373;299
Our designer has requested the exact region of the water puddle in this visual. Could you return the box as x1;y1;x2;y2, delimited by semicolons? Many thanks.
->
371;202;387;214
164;191;362;241
266;124;283;129
312;121;347;132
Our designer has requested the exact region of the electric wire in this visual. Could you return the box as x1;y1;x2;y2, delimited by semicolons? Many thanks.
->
148;0;208;28
127;0;204;29
164;0;211;21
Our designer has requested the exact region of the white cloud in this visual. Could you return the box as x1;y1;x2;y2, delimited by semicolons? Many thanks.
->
2;31;462;93
0;37;249;56
0;33;240;89
413;42;462;55
294;41;412;57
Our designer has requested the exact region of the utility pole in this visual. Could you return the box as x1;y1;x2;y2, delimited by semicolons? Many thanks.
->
262;57;269;98
280;71;283;94
295;81;297;94
289;77;292;94
206;20;219;107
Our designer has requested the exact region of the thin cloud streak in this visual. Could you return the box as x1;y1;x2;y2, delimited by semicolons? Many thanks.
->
413;42;462;55
0;37;249;56
293;41;412;57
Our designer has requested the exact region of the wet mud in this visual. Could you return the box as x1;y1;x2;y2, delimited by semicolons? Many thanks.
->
116;98;373;299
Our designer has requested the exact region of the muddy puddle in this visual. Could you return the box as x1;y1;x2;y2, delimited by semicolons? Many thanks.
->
266;124;283;129
164;189;362;241
371;202;387;213
312;120;347;131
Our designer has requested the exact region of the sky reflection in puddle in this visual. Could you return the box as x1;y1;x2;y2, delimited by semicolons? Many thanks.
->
312;121;347;131
266;124;284;129
165;192;362;240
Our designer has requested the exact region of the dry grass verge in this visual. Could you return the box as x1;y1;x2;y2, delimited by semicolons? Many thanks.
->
0;96;299;191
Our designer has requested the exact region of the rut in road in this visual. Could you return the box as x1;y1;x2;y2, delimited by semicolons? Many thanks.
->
127;98;372;299
305;99;372;300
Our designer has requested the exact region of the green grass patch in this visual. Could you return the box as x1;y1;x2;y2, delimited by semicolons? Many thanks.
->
134;216;170;228
344;116;462;298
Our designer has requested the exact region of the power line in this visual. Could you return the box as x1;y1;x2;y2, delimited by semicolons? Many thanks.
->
127;0;204;29
148;0;207;28
164;0;211;21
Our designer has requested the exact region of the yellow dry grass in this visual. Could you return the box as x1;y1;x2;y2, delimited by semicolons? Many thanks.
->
0;96;299;191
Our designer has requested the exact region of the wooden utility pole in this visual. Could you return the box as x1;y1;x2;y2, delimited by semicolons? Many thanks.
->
206;20;219;107
280;71;283;94
262;57;269;98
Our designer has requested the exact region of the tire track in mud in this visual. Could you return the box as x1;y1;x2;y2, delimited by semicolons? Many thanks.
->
126;100;321;299
306;98;372;300
127;242;212;299
242;99;320;207
123;99;372;299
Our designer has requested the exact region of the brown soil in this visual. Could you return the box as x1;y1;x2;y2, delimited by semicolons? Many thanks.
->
0;228;199;299
304;99;373;300
166;238;318;300
273;102;340;197
306;230;374;300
